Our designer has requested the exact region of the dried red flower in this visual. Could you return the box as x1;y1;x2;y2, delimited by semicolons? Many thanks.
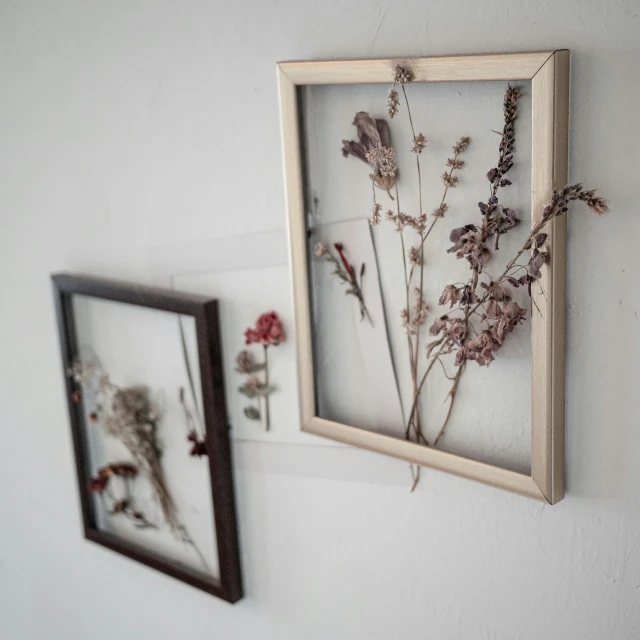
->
111;463;138;478
244;312;286;346
187;431;208;457
88;474;109;493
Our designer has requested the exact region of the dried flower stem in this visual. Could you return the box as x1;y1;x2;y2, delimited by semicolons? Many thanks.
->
263;345;271;431
433;363;465;446
400;85;426;425
318;242;372;324
394;180;422;438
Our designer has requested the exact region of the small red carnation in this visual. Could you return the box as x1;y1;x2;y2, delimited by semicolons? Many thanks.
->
244;312;286;346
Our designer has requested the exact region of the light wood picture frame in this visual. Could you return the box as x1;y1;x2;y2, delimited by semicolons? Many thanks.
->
277;50;569;503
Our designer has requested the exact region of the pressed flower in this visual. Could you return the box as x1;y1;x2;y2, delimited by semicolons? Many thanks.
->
342;112;397;197
432;203;448;218
394;64;412;85
244;312;286;346
371;203;382;226
314;242;328;257
187;431;207;457
442;172;459;188
235;349;257;374
411;133;427;154
238;311;286;431
387;89;400;118
453;136;470;154
88;474;109;493
439;285;461;308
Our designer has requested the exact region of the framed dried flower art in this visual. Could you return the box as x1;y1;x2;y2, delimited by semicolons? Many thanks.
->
278;51;607;503
52;274;242;602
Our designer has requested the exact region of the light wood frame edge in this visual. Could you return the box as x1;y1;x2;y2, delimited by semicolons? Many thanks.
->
278;50;568;503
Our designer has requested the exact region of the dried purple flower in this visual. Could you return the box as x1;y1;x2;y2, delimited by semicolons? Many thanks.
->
527;249;548;280
439;285;461;309
342;112;398;196
342;112;391;164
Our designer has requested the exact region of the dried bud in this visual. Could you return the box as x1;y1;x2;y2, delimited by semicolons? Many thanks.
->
387;89;400;118
236;350;257;374
432;203;448;218
453;137;470;154
371;203;382;226
314;242;328;257
446;157;464;169
411;133;427;154
442;172;459;188
394;65;412;85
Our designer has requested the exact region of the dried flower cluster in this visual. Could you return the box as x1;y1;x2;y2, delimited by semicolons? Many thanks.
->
314;241;371;324
341;67;607;489
70;359;210;569
244;311;286;347
237;312;286;430
342;112;397;198
342;65;470;489
418;86;608;444
88;462;155;528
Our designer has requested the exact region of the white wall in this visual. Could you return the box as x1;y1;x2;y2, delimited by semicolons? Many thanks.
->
1;1;639;638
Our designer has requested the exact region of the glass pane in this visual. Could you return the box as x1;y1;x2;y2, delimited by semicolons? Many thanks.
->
302;79;533;473
72;294;219;578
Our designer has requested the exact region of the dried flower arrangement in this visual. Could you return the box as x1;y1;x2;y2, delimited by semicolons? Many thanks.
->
70;358;210;569
314;241;371;323
236;312;286;430
88;462;155;528
342;66;607;490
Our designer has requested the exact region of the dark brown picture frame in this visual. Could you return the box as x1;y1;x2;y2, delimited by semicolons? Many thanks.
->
52;273;243;603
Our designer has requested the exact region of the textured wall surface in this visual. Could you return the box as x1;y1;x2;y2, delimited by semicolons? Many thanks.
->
1;1;639;638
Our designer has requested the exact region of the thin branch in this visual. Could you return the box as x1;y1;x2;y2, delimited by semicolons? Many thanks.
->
433;364;465;446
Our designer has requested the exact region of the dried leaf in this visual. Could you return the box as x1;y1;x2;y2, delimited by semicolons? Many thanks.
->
534;233;548;248
243;406;261;420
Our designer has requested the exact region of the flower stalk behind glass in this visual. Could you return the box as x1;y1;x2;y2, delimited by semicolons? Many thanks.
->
315;241;372;325
237;312;286;431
